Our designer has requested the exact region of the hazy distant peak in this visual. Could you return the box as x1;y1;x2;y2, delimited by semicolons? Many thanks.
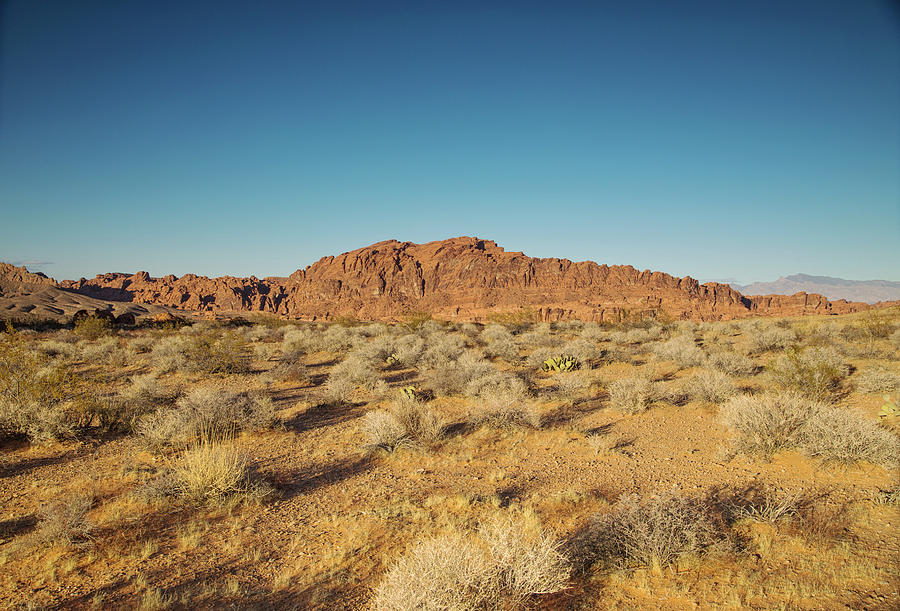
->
733;274;900;304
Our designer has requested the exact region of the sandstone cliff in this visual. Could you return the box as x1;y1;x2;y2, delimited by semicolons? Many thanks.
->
51;237;883;322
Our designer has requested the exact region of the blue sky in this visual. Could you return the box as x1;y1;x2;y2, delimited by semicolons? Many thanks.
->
1;0;898;284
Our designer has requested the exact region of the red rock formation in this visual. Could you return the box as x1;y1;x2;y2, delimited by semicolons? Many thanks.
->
53;237;884;322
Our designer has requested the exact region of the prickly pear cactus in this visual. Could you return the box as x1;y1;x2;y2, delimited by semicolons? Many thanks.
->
879;394;898;419
541;355;580;372
385;353;401;367
401;386;418;400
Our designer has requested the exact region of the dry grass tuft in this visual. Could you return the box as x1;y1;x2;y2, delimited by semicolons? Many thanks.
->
173;441;270;503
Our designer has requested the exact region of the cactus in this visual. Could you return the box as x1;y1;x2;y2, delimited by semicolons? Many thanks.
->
401;386;418;400
385;353;401;367
879;394;898;419
541;355;580;373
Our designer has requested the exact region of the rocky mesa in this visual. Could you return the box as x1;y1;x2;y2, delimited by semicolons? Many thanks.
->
43;237;890;322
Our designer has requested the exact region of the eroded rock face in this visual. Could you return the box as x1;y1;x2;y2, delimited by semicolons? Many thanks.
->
52;237;880;321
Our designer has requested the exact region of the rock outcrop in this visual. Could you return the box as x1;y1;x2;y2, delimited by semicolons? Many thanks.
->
52;237;887;322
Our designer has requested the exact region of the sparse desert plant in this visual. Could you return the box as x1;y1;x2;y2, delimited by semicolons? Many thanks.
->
324;354;381;402
150;334;191;373
724;483;807;524
173;441;269;503
483;326;520;361
36;492;94;546
719;393;820;460
687;369;737;403
801;405;899;467
580;322;606;342
706;351;757;376
478;517;571;604
74;315;113;340
80;336;126;365
419;333;467;369
576;490;723;570
607;377;655;414
373;518;569;611
391;395;444;444
747;325;796;354
0;327;79;442
555;371;593;402
561;339;604;367
37;340;78;359
268;358;310;384
424;351;494;396
137;386;275;450
372;533;499;610
651;335;704;367
183;330;251;374
363;410;411;452
467;372;538;429
768;346;848;402
854;367;900;394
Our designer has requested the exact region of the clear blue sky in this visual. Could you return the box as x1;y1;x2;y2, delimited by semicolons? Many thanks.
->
1;0;898;284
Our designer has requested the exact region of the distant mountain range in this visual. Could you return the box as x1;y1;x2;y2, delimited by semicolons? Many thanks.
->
732;274;900;304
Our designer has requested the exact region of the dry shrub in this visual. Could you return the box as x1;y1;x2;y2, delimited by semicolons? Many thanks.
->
419;333;467;370
466;372;538;429
183;330;251;374
324;355;381;403
363;396;445;452
0;328;79;442
555;371;593;402
706;351;757;376
392;396;444;444
484;335;520;361
579;322;606;342
479;516;571;604
363;411;410;452
560;339;604;368
607;377;655;414
768;346;848;402
137;386;275;450
38;340;78;359
393;334;425;367
651;335;704;367
687;369;737;404
373;519;569;611
173;441;269;503
575;490;724;570
720;393;898;466
74;316;113;340
373;533;498;610
854;367;900;394
36;492;94;546
747;326;796;354
268;359;310;384
80;336;126;365
802;405;899;467
723;482;807;524
719;393;820;460
150;334;190;373
424;351;494;396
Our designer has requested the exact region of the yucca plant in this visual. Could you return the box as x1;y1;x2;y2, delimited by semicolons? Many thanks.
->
541;355;580;373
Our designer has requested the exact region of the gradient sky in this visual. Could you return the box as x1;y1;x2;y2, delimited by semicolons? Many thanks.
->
1;0;898;284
